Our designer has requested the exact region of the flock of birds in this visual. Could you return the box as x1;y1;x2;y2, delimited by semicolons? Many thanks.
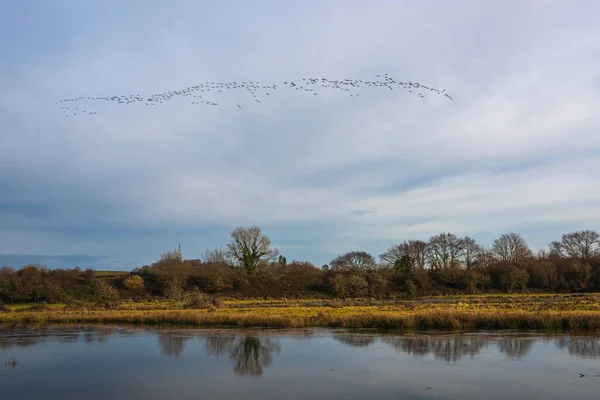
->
55;74;453;116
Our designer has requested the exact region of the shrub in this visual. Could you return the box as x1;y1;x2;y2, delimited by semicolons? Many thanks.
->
367;272;390;298
95;281;120;309
162;278;185;302
346;275;369;298
123;275;146;298
330;275;349;298
404;280;418;298
183;288;215;309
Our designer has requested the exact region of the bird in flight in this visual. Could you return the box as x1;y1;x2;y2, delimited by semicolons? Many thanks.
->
56;74;453;116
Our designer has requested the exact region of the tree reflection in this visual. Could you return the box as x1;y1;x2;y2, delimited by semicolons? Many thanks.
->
157;333;191;358
202;332;281;376
204;334;237;359
231;335;280;376
497;338;534;359
333;333;376;348
376;335;535;362
83;328;116;344
556;336;600;359
0;335;40;350
380;335;487;362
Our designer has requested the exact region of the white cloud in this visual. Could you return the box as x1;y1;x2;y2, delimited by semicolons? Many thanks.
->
1;0;600;268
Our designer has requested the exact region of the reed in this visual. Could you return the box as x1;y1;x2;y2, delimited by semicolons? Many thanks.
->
2;308;600;331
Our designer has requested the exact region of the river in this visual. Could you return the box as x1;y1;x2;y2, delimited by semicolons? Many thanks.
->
1;326;600;399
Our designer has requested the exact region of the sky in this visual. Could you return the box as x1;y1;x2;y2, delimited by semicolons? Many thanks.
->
1;0;600;270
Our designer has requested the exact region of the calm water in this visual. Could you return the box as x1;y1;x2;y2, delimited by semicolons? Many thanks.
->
1;326;600;399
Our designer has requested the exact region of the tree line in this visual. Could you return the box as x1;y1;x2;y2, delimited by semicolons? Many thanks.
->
1;227;599;304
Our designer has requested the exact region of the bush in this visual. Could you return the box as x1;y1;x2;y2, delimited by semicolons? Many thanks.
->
183;288;215;309
0;300;9;312
367;272;390;298
162;278;185;302
330;274;369;298
346;275;369;298
124;275;146;299
404;280;417;298
330;275;349;298
95;281;120;309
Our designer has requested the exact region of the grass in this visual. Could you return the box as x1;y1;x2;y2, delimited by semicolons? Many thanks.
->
2;309;600;331
3;293;600;331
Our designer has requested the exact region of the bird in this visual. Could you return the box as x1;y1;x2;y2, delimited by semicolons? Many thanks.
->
55;74;453;115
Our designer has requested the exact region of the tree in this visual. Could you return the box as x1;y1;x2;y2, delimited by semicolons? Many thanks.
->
153;249;184;280
550;230;600;262
329;251;377;274
426;233;464;270
379;244;405;269
203;247;229;265
461;236;482;269
491;233;532;265
202;247;233;291
379;240;427;273
226;226;279;275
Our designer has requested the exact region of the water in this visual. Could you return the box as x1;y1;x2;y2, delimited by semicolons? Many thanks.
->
1;326;600;399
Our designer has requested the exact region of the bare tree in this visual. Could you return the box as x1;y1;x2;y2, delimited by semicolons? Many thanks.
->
549;230;600;262
152;249;184;280
226;226;279;275
475;246;496;269
426;233;464;270
462;236;482;269
491;233;532;264
203;247;229;265
379;244;406;269
380;240;427;273
203;247;232;290
404;240;428;271
330;251;377;274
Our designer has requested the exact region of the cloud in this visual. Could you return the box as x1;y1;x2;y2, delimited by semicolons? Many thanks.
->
1;0;599;269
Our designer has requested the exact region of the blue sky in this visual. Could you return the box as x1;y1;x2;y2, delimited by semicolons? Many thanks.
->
1;0;600;270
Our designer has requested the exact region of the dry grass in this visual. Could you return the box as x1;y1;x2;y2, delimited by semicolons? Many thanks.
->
1;309;600;331
3;293;600;331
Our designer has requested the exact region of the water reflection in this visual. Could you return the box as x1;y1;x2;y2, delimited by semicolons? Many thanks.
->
157;333;191;358
378;335;537;362
557;336;600;359
202;332;281;376
4;327;600;400
333;333;376;348
152;330;282;375
497;338;534;359
0;326;127;350
380;335;488;362
2;326;600;365
230;335;280;376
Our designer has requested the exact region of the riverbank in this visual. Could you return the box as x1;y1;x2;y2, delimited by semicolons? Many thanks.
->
3;309;600;331
3;294;600;331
